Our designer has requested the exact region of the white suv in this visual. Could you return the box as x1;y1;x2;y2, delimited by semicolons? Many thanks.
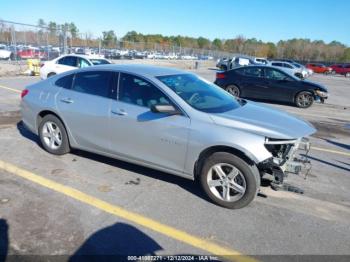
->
40;54;111;79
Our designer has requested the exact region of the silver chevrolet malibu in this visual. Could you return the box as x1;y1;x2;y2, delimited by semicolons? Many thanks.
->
20;64;315;208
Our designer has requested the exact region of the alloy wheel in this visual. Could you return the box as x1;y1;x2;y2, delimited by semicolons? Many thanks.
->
42;121;62;150
207;163;246;202
226;85;240;97
297;93;313;107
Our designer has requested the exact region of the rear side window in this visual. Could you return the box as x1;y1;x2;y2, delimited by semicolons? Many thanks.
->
55;74;74;89
72;71;112;97
283;63;293;69
57;56;78;67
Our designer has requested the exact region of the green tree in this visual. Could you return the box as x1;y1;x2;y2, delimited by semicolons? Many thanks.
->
69;22;78;38
102;30;117;47
212;38;222;50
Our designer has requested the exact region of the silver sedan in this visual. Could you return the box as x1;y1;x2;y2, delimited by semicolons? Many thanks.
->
21;64;315;208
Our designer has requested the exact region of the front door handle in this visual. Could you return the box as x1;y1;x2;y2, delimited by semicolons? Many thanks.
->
111;109;127;116
60;98;74;104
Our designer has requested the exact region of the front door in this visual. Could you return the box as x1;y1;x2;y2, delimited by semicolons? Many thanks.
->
108;73;190;173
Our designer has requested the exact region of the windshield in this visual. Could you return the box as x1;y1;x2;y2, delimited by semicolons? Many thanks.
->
90;59;110;65
157;74;242;113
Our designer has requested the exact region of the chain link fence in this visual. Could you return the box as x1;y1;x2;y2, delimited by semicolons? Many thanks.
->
0;19;232;64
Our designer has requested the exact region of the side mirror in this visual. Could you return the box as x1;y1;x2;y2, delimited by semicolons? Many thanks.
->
150;104;181;115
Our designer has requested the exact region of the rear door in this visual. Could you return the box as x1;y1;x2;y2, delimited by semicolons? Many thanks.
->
56;70;114;152
235;67;265;98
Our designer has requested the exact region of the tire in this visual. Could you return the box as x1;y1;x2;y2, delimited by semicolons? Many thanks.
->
38;114;70;155
47;72;56;78
225;84;240;97
331;70;336;75
295;73;303;79
295;91;314;108
200;152;259;209
346;72;350;78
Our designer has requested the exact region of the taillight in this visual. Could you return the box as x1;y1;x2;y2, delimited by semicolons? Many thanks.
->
216;72;226;79
21;89;29;99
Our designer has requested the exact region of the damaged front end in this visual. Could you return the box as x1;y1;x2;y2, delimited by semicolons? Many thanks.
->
258;137;312;193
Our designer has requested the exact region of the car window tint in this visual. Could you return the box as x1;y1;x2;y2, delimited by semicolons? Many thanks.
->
272;62;282;67
58;56;77;67
72;71;112;97
265;68;289;80
284;63;293;69
55;74;74;89
243;67;263;77
119;73;170;108
78;58;90;68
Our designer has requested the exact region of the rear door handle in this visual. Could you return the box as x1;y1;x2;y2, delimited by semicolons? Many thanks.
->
60;98;74;104
111;109;127;116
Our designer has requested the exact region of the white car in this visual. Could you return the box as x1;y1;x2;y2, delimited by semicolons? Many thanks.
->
268;61;304;79
0;45;12;60
40;54;111;79
254;57;268;64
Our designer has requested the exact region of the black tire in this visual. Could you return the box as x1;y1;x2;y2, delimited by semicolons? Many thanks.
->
200;152;259;209
225;84;240;97
295;73;303;79
38;114;70;155
47;72;56;78
295;91;314;108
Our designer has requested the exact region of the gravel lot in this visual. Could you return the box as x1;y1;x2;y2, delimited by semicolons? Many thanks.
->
0;61;349;261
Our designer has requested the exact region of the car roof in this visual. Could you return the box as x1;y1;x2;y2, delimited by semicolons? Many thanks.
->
73;64;188;77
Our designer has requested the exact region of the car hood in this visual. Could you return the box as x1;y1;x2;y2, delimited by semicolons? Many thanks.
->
210;101;316;139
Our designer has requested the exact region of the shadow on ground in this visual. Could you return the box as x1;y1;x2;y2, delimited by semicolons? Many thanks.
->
69;222;162;262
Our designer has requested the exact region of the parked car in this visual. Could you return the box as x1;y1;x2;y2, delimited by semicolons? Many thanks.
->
291;62;312;78
330;64;350;77
268;61;305;79
254;57;268;65
0;45;12;60
228;56;255;70
21;64;315;209
40;54;111;79
306;63;332;74
216;57;229;70
16;47;47;60
215;65;328;108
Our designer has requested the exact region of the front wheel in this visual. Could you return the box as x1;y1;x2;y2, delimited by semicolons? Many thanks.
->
39;114;70;155
200;152;259;209
295;91;314;108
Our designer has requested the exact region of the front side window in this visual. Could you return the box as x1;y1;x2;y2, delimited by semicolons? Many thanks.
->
243;67;263;77
272;62;282;67
90;59;111;65
72;71;112;97
265;68;291;80
78;58;90;68
119;73;171;108
157;74;242;113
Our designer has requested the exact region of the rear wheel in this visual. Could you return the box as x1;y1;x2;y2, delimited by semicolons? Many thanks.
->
39;114;70;155
295;91;314;108
200;152;259;209
225;85;240;97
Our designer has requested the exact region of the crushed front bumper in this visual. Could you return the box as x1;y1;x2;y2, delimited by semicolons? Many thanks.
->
259;138;312;185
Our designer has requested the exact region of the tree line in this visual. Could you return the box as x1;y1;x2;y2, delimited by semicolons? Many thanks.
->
1;18;349;62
